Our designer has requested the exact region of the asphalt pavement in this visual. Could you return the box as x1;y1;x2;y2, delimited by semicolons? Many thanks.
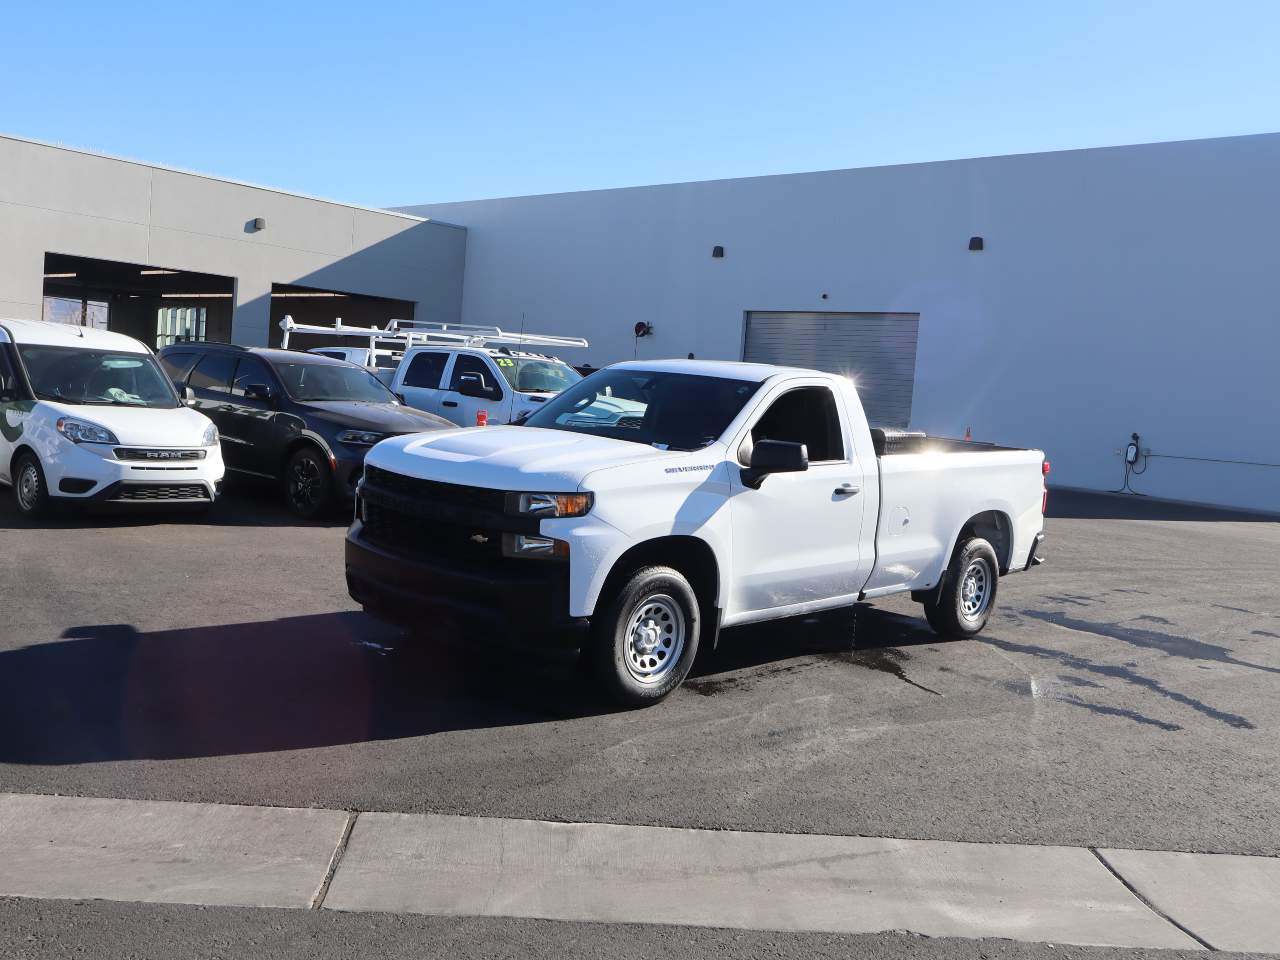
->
0;482;1276;863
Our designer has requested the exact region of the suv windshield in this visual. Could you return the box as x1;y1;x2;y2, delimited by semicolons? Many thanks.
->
273;361;397;403
523;369;760;450
492;355;581;394
17;345;178;408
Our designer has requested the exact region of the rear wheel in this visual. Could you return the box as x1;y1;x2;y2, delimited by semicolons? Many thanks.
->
592;565;701;706
922;537;999;638
12;451;50;519
283;447;333;520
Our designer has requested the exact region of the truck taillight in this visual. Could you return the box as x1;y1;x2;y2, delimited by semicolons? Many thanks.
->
1042;460;1051;476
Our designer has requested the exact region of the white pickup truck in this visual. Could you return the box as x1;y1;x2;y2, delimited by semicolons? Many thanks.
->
346;360;1047;704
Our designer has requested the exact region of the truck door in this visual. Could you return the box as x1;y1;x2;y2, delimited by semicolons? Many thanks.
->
727;383;868;616
439;353;507;426
396;350;450;415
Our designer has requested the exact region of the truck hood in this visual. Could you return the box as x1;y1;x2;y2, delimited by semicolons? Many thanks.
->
41;401;214;447
366;425;674;490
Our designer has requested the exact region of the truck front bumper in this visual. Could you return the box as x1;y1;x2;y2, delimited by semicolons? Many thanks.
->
345;522;589;655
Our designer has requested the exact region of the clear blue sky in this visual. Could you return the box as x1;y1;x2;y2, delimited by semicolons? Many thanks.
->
4;1;1278;207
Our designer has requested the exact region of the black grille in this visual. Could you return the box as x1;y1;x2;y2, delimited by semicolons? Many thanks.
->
114;448;206;461
113;484;210;502
363;464;506;512
359;465;526;566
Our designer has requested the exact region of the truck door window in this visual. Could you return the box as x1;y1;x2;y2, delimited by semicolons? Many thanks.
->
751;387;845;462
187;353;236;394
450;355;503;400
402;351;449;389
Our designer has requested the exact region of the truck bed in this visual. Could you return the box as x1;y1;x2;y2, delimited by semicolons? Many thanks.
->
870;428;1028;457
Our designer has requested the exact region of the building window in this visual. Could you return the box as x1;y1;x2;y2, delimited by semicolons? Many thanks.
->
43;297;109;329
156;306;207;348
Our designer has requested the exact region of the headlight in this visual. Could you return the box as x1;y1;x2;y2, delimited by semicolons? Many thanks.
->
338;430;384;447
201;422;219;447
55;417;119;445
506;491;593;518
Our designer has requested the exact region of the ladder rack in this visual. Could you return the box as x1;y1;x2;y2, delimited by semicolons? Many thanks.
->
278;315;588;353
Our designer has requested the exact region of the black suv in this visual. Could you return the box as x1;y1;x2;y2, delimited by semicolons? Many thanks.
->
159;343;452;518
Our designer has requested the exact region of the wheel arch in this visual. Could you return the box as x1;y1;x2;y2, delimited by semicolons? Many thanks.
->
596;535;722;647
953;509;1014;574
279;432;335;477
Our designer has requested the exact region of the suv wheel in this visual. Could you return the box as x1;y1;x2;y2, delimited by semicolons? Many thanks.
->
284;447;333;519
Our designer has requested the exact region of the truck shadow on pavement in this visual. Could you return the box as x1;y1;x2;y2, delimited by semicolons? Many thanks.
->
0;606;936;765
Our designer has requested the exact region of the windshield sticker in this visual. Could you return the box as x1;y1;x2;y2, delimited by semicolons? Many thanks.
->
495;357;515;366
664;464;715;474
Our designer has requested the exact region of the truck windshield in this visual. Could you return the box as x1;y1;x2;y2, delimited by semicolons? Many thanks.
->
274;362;397;403
493;356;581;394
522;369;759;450
17;345;179;408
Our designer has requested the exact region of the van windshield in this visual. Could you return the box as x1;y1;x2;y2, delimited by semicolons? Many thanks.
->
17;345;179;409
522;369;760;450
493;356;581;394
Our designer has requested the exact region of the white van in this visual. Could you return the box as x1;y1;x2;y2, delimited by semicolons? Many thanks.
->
0;318;224;517
390;345;582;427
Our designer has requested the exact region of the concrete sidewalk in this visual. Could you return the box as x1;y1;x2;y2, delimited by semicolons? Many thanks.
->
1;792;1276;953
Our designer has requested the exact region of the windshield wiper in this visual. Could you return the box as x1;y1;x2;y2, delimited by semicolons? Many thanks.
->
34;391;79;404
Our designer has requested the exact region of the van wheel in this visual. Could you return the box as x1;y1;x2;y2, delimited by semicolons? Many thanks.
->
922;537;999;638
13;452;50;519
283;447;333;519
592;565;700;706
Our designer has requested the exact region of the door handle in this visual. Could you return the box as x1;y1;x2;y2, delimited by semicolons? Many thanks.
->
442;400;459;408
834;484;860;496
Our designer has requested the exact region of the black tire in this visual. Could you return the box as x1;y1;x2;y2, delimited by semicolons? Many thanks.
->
922;537;1000;638
591;565;701;706
283;446;333;520
12;451;51;519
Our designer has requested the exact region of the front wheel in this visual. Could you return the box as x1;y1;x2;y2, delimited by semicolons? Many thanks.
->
283;447;333;520
922;537;999;638
13;451;51;519
591;565;701;706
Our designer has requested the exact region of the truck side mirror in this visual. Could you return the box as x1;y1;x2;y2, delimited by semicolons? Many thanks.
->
458;373;492;400
741;439;808;489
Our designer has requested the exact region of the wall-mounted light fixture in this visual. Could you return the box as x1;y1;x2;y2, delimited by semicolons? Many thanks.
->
251;217;267;232
711;245;724;258
968;236;984;251
634;321;653;338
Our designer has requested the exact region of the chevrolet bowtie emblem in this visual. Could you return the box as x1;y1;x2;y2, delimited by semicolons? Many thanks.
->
470;533;489;544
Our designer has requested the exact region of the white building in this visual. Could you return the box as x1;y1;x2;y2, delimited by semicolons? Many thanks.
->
402;133;1280;514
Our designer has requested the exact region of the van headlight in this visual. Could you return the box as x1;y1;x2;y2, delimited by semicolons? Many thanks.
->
202;422;219;447
506;492;593;518
56;417;119;445
338;430;384;447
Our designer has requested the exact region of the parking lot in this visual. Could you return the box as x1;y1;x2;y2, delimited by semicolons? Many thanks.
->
1;481;1277;865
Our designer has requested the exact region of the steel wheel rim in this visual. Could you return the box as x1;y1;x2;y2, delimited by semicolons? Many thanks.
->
16;463;39;511
624;594;686;684
288;456;323;508
959;558;991;620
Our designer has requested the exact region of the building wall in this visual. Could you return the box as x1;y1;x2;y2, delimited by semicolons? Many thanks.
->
402;133;1280;513
0;135;466;346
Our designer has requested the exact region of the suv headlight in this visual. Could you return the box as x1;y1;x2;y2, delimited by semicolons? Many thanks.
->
56;417;119;445
338;430;384;447
506;491;593;518
201;422;219;447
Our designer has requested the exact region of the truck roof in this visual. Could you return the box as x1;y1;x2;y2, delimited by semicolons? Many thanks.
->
609;358;816;382
0;317;151;353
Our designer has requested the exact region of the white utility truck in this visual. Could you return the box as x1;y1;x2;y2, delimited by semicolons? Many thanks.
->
0;318;224;516
346;360;1047;704
279;316;588;427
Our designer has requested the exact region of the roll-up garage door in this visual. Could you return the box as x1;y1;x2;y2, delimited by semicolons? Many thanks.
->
743;312;920;428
